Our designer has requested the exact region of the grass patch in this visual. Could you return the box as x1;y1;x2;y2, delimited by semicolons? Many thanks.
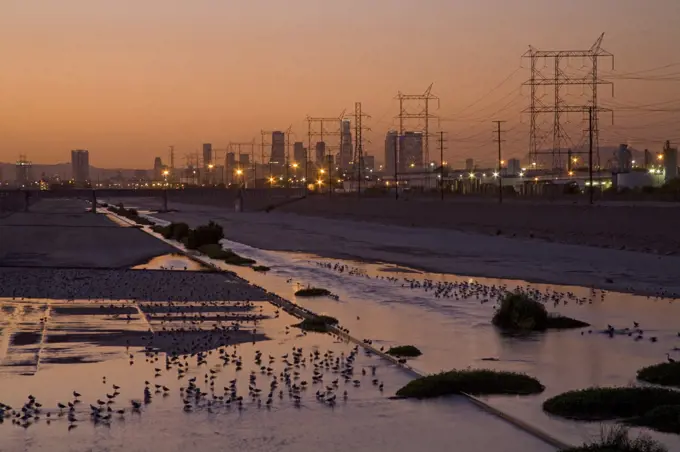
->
386;345;422;357
637;361;680;388
492;292;589;331
563;426;667;452
185;221;224;249
295;315;339;333
108;205;151;226
627;405;680;434
395;369;544;399
252;265;271;272
294;287;332;297
543;387;680;421
197;244;255;266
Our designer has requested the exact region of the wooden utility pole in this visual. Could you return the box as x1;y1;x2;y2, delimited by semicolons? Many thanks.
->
493;120;506;204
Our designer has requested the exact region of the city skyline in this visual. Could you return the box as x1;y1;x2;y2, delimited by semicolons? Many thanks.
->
1;1;680;168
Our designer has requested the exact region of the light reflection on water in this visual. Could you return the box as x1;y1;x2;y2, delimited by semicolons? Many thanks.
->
219;238;680;449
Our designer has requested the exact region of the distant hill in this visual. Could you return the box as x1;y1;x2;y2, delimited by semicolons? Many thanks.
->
0;162;151;182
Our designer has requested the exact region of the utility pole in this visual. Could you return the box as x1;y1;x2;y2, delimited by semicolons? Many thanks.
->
168;146;175;183
438;131;447;200
394;136;399;200
588;107;594;205
493;121;506;203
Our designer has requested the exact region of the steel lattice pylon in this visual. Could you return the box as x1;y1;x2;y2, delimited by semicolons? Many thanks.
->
523;33;614;172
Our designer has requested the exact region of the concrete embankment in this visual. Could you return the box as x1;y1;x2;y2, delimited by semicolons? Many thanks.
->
274;195;680;256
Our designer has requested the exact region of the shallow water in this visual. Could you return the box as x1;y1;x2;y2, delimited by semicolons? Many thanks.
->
131;254;208;271
0;296;552;452
215;238;680;450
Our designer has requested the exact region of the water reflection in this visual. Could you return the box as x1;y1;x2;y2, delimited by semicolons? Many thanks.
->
217;238;680;449
132;254;208;271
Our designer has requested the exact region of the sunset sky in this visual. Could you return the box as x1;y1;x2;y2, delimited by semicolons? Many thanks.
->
1;0;679;168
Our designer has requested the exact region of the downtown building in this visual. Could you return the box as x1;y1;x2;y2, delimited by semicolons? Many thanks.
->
384;130;398;175
339;119;353;171
71;149;90;184
398;132;423;172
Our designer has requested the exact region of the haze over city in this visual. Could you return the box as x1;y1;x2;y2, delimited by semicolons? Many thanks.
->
1;0;680;168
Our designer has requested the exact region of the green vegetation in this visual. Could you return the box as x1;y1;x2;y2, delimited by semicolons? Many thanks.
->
543;387;680;421
185;221;224;249
395;369;544;399
295;315;339;333
386;345;422;357
627;405;680;434
563;427;667;452
492;292;589;331
294;287;332;297
108;204;152;225
197;244;255;266
252;265;271;272
637;361;680;388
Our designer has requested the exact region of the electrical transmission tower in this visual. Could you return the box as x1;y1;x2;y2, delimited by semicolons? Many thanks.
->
306;111;345;191
523;33;613;172
260;126;292;185
348;102;371;195
228;140;256;188
395;83;440;165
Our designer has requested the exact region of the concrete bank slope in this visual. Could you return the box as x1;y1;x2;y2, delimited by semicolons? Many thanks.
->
276;196;680;256
0;198;174;268
113;198;680;298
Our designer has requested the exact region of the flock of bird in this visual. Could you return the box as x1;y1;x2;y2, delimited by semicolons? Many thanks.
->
313;260;680;357
0;337;388;431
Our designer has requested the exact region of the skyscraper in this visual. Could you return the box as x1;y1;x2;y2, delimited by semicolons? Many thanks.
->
398;132;423;171
153;157;163;181
71;150;90;183
293;142;306;165
202;143;212;167
363;155;375;172
315;142;326;166
270;131;286;165
384;131;397;175
340;119;353;170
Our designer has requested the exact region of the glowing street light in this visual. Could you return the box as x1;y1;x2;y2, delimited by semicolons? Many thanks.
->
236;169;243;176
492;172;499;178
319;169;325;174
208;164;214;169
658;154;664;161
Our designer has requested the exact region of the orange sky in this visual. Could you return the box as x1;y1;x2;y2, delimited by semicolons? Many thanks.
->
1;0;679;168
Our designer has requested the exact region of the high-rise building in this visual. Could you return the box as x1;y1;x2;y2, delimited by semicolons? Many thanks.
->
384;131;398;175
398;132;423;171
225;153;237;184
340;119;353;170
202;143;212;167
363;155;375;172
465;158;474;171
270;131;286;165
15;156;32;185
153;157;163;180
507;158;521;176
315;142;326;166
239;153;250;167
71;150;90;183
293;142;306;165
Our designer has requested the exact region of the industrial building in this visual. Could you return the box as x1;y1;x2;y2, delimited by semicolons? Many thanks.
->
270;131;285;165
